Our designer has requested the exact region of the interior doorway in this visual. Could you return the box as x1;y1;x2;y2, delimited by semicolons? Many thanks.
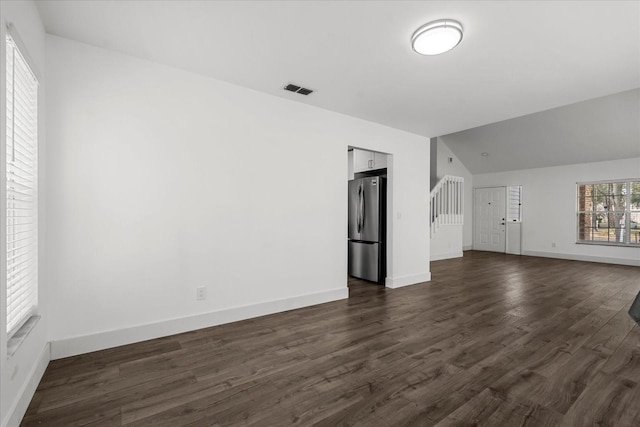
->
474;187;506;252
347;147;389;288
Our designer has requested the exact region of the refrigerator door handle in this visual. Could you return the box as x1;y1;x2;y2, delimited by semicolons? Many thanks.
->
357;184;361;233
360;183;365;230
356;185;359;233
358;184;364;233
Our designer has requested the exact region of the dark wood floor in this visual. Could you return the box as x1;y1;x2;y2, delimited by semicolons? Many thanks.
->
22;251;640;426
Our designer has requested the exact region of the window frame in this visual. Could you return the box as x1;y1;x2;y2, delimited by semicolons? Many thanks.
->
576;179;640;247
507;185;523;223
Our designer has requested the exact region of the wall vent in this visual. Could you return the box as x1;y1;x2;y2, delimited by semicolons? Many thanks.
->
284;83;314;95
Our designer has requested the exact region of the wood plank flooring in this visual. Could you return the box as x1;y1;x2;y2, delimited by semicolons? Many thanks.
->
21;251;640;426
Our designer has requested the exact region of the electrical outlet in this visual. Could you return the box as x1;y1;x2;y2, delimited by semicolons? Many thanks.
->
551;242;556;248
196;287;206;301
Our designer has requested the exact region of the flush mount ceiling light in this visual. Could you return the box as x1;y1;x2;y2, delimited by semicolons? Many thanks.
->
411;19;463;55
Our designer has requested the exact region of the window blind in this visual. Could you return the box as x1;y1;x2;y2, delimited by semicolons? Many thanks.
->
507;186;522;222
6;34;38;336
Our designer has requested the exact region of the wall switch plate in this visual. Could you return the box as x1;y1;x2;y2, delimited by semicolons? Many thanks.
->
196;287;206;301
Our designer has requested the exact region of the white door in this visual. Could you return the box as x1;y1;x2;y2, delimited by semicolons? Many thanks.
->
474;187;506;252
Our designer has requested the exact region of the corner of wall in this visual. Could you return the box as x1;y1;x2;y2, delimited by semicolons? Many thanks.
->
385;272;432;289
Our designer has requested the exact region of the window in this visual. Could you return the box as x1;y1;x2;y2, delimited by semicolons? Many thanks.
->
577;180;640;246
507;185;522;222
6;33;39;337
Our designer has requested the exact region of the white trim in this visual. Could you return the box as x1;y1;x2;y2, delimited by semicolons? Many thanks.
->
4;342;50;427
385;272;431;289
50;288;347;359
576;178;639;185
522;250;640;267
431;251;463;261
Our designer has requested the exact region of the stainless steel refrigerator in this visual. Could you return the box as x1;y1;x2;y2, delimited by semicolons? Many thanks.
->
348;176;386;284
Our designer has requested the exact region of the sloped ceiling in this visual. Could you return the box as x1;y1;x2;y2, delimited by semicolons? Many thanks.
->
440;89;640;174
34;1;640;171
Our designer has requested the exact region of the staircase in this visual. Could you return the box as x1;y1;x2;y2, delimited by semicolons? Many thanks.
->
430;175;464;236
430;175;464;260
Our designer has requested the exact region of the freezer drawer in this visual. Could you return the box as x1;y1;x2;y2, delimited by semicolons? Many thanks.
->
348;240;382;283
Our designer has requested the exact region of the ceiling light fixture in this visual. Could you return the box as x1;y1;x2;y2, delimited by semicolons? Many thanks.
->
411;20;463;55
481;152;489;157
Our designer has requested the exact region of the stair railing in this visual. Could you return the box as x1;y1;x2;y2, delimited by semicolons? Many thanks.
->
430;175;464;237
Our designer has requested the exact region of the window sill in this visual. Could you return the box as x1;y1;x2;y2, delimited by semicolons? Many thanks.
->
7;316;40;358
576;241;640;248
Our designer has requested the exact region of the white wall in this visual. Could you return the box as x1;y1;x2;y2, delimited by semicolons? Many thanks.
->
436;137;473;248
430;226;463;261
45;36;431;358
0;1;49;426
474;157;640;265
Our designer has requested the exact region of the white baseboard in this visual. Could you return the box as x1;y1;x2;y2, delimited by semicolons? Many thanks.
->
522;250;640;267
385;272;431;289
431;251;463;261
51;287;348;360
5;343;50;427
463;245;473;251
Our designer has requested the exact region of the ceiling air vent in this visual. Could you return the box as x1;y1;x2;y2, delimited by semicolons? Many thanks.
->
284;83;314;96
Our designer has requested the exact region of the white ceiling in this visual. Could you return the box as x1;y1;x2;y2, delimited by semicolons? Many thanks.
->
35;1;640;169
440;89;640;174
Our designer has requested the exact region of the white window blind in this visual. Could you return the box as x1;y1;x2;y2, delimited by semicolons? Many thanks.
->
6;34;38;336
507;186;522;222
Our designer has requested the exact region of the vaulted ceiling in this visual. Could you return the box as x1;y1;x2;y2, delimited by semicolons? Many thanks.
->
35;1;640;171
441;89;640;174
